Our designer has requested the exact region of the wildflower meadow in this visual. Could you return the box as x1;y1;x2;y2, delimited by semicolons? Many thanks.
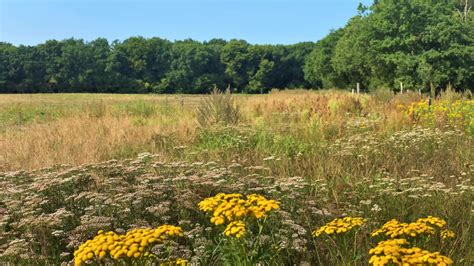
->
0;90;473;265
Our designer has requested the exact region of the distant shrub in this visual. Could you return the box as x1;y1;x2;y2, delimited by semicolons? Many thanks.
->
196;87;241;127
439;84;463;102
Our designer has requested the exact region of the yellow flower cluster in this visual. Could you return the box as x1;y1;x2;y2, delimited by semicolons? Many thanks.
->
312;217;366;237
372;219;435;238
372;216;451;239
440;229;456;239
400;99;473;127
246;194;281;219
369;239;409;265
224;221;246;238
198;193;280;238
74;225;184;266
160;258;190;266
369;238;453;266
416;216;446;228
199;193;280;224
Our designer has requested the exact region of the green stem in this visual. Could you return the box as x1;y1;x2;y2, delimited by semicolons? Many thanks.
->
249;218;266;264
211;238;223;258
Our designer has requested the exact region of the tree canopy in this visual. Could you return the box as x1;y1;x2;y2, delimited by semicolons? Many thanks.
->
305;0;473;92
0;38;314;93
1;0;472;93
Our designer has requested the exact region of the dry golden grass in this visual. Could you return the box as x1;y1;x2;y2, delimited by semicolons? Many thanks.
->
0;90;471;177
1;114;196;170
0;94;200;171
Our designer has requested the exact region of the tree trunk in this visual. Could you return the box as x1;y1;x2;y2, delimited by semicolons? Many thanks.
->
459;0;471;22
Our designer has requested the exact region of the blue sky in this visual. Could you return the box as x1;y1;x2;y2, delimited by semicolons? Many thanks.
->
0;0;372;45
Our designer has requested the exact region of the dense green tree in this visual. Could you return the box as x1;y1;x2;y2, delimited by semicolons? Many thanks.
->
279;42;315;88
0;0;472;94
0;43;17;92
330;0;473;91
331;16;374;90
106;37;153;92
247;45;277;93
87;38;111;92
305;0;473;92
304;29;345;88
39;40;64;92
57;39;91;92
14;45;48;92
220;40;258;92
157;39;225;93
248;59;276;93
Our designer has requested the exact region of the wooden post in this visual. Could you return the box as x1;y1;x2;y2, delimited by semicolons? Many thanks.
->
400;82;404;94
356;83;360;94
418;89;421;96
351;89;354;94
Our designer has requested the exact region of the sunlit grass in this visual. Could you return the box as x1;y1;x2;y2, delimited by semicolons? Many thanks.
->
0;90;472;264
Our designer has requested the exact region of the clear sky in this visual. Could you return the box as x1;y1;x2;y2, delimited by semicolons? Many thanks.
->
0;0;372;46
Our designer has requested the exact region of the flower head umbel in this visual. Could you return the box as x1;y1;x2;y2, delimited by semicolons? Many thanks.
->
312;217;366;237
160;258;190;266
199;193;280;225
198;193;280;239
440;229;456;239
369;238;453;266
246;194;280;219
371;216;449;239
74;225;184;266
416;216;446;228
224;221;246;238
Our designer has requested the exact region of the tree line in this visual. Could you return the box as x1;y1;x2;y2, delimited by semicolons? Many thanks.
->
0;0;472;94
0;38;314;93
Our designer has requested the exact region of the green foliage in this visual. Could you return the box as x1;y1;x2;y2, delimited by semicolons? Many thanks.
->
220;40;256;91
0;38;314;93
305;0;474;92
248;59;275;93
304;29;346;88
0;0;473;93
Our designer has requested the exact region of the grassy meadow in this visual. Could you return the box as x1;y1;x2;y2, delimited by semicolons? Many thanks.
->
0;90;473;265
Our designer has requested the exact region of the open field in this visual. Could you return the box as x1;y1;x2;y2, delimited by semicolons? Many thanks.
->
0;93;203;171
1;90;473;265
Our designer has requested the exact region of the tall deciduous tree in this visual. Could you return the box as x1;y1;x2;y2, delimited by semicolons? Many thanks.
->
0;0;472;94
221;40;257;92
304;29;345;89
